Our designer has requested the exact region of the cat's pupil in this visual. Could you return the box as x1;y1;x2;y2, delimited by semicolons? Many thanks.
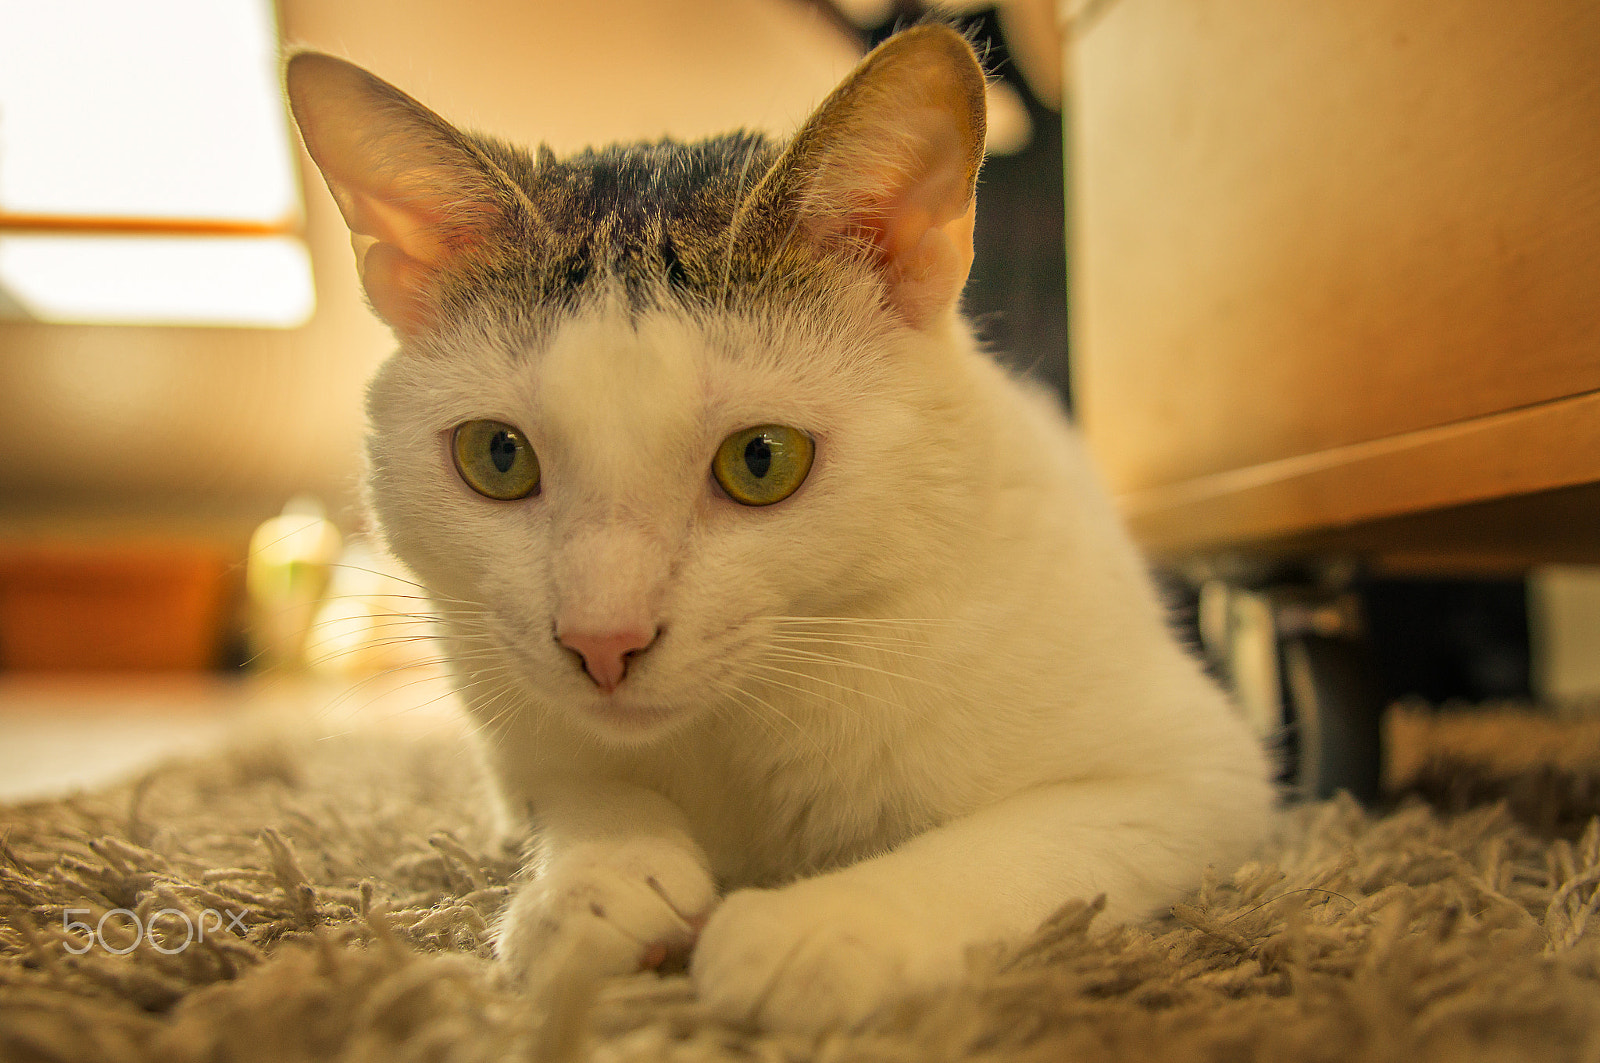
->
489;431;518;474
744;436;772;479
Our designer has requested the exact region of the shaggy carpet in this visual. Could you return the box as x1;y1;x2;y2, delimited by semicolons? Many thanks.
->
2;703;1599;1063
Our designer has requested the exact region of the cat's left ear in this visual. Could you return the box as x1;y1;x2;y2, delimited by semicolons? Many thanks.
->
284;52;531;337
753;24;987;330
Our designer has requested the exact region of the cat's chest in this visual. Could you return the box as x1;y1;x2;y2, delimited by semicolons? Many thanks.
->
651;731;945;888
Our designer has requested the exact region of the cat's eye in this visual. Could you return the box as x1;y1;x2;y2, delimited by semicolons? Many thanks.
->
713;425;814;506
452;420;540;500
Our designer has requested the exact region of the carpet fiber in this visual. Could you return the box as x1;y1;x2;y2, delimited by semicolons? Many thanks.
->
3;707;1600;1062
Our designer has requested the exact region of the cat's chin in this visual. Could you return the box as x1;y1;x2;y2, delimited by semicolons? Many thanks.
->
576;694;690;743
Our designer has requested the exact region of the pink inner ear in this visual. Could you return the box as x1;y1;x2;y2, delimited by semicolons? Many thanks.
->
336;176;508;335
340;174;514;335
816;186;954;272
361;241;435;336
795;94;979;330
882;201;977;330
288;52;520;337
340;182;462;267
814;165;977;330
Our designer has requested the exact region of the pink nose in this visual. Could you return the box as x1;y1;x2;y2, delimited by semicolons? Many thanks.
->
558;628;658;692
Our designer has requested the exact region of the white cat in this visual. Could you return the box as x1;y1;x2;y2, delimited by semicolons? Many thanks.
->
285;25;1274;1031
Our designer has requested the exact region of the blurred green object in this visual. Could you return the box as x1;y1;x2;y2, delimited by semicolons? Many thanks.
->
246;496;342;671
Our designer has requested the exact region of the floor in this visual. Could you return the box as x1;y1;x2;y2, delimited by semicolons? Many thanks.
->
0;669;466;803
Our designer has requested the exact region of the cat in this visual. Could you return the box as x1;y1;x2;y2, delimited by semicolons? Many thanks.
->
284;24;1275;1032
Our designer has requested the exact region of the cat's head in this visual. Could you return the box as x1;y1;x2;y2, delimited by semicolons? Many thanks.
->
287;26;993;743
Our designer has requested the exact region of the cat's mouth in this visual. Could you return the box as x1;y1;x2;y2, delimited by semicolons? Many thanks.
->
489;625;694;739
581;696;682;735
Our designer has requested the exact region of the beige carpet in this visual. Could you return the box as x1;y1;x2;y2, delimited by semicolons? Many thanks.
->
3;708;1600;1062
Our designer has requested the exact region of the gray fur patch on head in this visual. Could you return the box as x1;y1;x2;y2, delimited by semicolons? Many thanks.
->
444;131;875;328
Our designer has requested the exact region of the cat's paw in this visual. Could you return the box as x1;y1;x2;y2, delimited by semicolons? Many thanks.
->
691;878;961;1031
495;838;718;998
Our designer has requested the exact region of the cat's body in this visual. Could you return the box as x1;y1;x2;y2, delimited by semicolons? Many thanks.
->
287;26;1274;1031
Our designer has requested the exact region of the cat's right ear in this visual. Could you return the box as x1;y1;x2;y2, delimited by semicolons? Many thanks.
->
284;52;529;336
746;24;987;332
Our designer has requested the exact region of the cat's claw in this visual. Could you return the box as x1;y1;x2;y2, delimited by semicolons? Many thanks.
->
495;838;718;999
691;879;960;1032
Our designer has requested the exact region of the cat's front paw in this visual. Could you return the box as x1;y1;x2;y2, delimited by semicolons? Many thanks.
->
496;838;718;999
691;878;961;1031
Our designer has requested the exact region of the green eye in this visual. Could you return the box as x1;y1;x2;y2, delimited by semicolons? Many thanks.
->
713;425;813;506
452;420;540;500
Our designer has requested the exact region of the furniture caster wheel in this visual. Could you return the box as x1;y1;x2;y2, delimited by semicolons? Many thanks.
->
1198;575;1384;803
1283;634;1383;802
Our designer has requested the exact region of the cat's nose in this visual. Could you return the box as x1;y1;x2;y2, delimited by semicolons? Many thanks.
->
558;627;658;692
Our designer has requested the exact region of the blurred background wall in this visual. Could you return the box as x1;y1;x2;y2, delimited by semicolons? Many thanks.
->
0;0;870;544
0;0;1590;721
0;0;1069;674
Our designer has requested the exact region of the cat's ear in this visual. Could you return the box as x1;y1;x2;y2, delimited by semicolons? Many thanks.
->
754;24;987;330
284;52;530;336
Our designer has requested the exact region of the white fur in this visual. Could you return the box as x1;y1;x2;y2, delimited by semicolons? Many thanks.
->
363;277;1275;1030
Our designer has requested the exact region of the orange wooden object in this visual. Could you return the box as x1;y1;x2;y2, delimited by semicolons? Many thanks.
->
0;543;232;671
1065;0;1600;566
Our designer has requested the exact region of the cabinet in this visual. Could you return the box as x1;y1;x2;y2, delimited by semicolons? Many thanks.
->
1065;0;1600;569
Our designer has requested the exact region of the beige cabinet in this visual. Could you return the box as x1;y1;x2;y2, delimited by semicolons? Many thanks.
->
1065;0;1600;569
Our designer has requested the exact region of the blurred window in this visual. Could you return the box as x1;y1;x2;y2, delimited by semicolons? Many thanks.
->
0;0;313;326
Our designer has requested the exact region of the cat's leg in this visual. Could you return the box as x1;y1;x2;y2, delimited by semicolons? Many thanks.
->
495;783;719;999
692;771;1271;1030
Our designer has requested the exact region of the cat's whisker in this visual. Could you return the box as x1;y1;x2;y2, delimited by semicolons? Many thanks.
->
710;669;836;745
310;672;444;723
246;599;477;631
307;635;496;655
764;642;949;677
454;670;508;707
308;656;510;722
319;561;469;602
759;647;948;692
247;595;493;648
468;692;516;734
766;634;948;662
742;660;899;715
306;622;496;645
298;639;493;674
311;670;466;732
764;641;937;665
707;676;830;769
766;615;963;628
317;612;492;631
308;588;478;608
303;612;475;633
461;684;525;751
766;624;946;643
706;675;790;741
300;636;438;670
749;663;922;715
306;642;503;671
768;630;935;648
763;621;961;664
484;692;543;752
335;674;479;733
